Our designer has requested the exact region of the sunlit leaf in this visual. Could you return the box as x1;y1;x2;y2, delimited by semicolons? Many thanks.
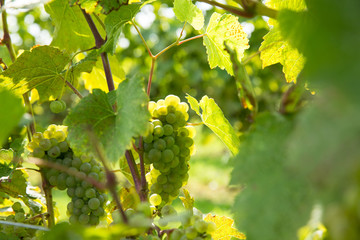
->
0;46;95;103
0;89;25;147
186;94;240;155
179;188;194;211
203;13;249;76
173;0;204;30
204;214;246;240
45;0;94;53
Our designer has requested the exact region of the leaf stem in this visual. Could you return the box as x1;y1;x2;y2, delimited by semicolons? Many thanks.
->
147;58;156;96
138;137;148;201
0;0;16;62
0;220;49;231
65;80;83;98
196;0;254;18
177;34;204;46
131;21;153;57
93;13;106;32
81;8;105;48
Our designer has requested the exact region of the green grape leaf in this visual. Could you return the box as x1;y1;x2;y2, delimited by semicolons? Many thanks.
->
230;113;313;240
186;94;240;155
82;53;125;93
0;149;14;164
0;165;27;198
64;77;150;163
0;89;25;147
228;44;257;113
0;46;95;103
203;13;249;76
259;27;305;83
45;0;94;53
173;0;204;30
101;3;143;54
179;188;194;211
259;0;306;83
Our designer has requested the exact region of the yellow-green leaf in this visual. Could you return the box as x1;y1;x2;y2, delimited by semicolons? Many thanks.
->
204;214;246;240
260;0;306;83
186;94;240;155
173;0;204;30
179;188;194;210
203;13;249;76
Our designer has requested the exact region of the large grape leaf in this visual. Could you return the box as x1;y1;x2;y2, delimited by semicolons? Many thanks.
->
259;0;306;83
45;0;94;53
230;113;313;240
203;13;249;76
0;89;25;147
101;3;143;54
0;46;95;103
64;77;150;163
186;95;240;155
173;0;204;30
204;214;246;240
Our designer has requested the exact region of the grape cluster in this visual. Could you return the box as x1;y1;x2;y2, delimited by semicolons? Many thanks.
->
0;202;39;239
157;205;216;240
144;95;195;206
27;125;106;225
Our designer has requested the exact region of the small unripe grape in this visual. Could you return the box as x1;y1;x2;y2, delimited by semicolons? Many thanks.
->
78;214;90;224
185;226;198;239
72;157;82;168
50;100;65;113
80;162;92;173
165;95;180;107
85;188;96;198
177;102;189;113
161;205;177;216
164;136;175;147
148;101;157;115
153;139;166;151
74;199;85;208
12;202;22;212
162;149;174;162
144;134;153;143
75;186;85;198
32;132;43;143
153;125;164;137
152;119;163;127
81;205;91;214
157;174;167;184
14;212;25;222
148;149;161;162
88;198;100;210
67;188;75;198
163;124;173;136
195;220;208;233
47;146;61;158
39;138;52;150
165;113;176;124
149;194;162;206
89;215;100;225
69;215;78;224
27;142;38;151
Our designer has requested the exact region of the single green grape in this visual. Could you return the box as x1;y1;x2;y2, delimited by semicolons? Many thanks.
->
14;212;25;222
47;146;61;158
88;198;100;210
80;162;92;173
165;95;180;107
50;100;66;113
161;205;177;216
78;214;90;224
153;125;164;137
39;138;52;151
194;220;208;233
12;202;22;212
149;194;162;206
185;226;198;239
163;124;174;136
85;188;96;198
162;149;174;162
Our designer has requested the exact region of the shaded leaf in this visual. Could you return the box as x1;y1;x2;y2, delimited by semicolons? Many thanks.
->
0;89;25;147
0;149;14;164
203;13;249;76
173;0;204;30
204;214;246;240
101;3;143;54
186;94;240;155
64;77;150;163
230;113;313;240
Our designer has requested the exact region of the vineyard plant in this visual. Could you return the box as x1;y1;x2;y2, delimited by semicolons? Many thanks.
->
0;0;359;239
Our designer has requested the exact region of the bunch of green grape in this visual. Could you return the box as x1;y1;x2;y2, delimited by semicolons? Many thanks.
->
26;125;107;225
0;202;39;239
158;205;216;240
143;95;196;207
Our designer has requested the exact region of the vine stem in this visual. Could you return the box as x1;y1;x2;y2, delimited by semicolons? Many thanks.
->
0;220;49;231
1;0;55;227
